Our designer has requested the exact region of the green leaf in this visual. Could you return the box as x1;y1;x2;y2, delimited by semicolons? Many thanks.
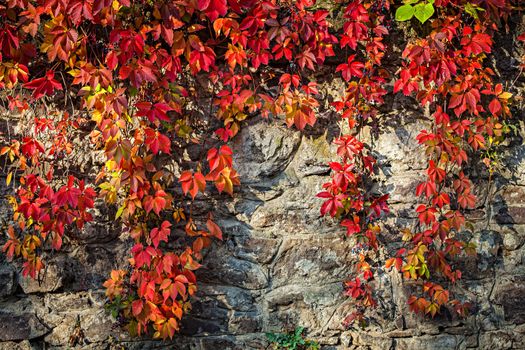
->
395;4;415;21
115;205;124;219
128;86;138;97
414;2;434;23
419;263;430;279
464;2;485;19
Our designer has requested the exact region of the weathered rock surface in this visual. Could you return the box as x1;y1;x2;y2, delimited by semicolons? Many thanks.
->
0;266;15;298
0;312;47;341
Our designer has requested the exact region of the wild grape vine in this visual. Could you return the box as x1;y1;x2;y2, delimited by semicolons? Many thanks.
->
0;0;521;340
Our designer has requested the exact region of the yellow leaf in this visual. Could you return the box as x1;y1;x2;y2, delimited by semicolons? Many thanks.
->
112;0;121;11
115;205;124;219
236;113;248;121
498;92;512;100
6;171;13;186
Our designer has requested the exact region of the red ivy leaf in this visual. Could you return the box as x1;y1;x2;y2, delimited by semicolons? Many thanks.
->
144;128;171;155
150;221;171;248
179;171;206;199
336;55;365;81
207;145;233;173
341;215;360;236
136;102;173;124
317;191;346;217
206;218;222;240
143;187;168;215
197;0;227;21
23;71;63;99
416;205;437;226
132;299;143;316
334;135;364;161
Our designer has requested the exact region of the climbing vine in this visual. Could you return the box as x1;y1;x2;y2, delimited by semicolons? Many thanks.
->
0;0;522;340
325;0;521;326
389;0;519;320
317;0;391;325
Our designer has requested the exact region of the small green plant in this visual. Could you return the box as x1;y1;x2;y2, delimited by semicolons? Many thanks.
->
266;327;319;350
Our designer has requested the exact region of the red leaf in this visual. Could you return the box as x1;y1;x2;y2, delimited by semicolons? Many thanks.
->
143;187;168;215
23;71;63;99
488;98;501;116
131;244;157;268
197;0;227;21
317;191;346;217
341;215;360;236
215;125;235;142
206;218;222;240
279;73;301;90
416;181;437;198
457;189;476;209
344;277;364;299
408;296;430;314
334;135;363;161
150;221;171;248
136;102;173;124
179;171;206;199
106;51;118;70
144;128;171;155
432;192;450;208
132;299;143;316
336;55;365;81
416;205;437;225
68;0;95;25
207;145;233;173
427;160;446;183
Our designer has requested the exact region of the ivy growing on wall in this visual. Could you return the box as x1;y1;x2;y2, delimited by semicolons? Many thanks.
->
0;0;523;340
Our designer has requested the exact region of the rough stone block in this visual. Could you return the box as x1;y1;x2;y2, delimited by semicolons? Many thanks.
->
493;277;525;324
0;312;48;341
0;266;15;298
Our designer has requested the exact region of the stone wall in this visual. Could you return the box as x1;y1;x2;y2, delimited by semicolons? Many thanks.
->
1;20;525;350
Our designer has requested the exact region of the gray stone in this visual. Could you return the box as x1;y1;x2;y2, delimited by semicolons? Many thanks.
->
395;334;466;350
199;254;268;289
346;331;394;349
199;285;257;312
272;237;354;287
478;330;514;349
43;292;92;312
286;134;333;178
0;312;48;341
232;121;301;183
0;266;15;297
18;261;63;294
75;220;121;244
230;234;281;264
493;278;525;324
498;186;525;206
265;283;344;332
495;206;525;224
228;311;262;333
0;340;32;350
374;118;430;173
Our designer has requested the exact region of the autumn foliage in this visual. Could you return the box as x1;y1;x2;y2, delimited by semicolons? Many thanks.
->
0;0;523;340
